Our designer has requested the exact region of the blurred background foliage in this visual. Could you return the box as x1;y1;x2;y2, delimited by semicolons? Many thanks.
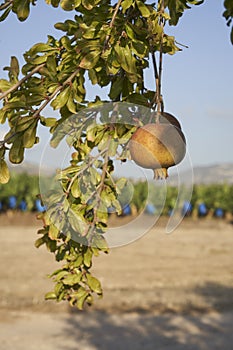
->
1;172;232;216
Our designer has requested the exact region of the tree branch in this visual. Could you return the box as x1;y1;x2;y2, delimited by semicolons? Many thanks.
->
65;147;108;196
103;0;123;50
0;0;12;11
31;68;80;119
0;64;45;101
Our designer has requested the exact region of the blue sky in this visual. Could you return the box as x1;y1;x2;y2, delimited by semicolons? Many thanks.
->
0;0;233;172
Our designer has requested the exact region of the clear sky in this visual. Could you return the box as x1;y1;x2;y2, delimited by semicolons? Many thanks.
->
0;0;233;172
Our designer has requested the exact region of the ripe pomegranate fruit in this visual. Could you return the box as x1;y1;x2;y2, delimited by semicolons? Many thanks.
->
129;120;186;179
156;111;182;130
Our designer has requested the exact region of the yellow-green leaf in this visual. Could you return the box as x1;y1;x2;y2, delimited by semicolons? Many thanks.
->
0;79;12;92
51;87;71;110
15;0;30;21
9;137;24;164
0;159;10;184
79;51;101;70
86;274;102;294
23;122;37;148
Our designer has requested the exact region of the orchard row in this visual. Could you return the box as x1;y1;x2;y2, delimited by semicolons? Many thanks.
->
0;173;232;218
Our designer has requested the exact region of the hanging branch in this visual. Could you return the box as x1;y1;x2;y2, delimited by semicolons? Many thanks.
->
157;0;165;113
151;0;166;114
0;63;45;101
31;68;80;119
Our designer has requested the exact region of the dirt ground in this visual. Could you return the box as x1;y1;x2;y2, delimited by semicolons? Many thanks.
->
0;212;233;349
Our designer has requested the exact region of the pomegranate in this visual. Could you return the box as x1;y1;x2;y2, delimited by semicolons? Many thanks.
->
156;111;182;130
129;121;186;179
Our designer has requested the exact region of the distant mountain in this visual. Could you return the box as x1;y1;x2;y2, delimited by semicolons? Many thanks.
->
168;163;233;185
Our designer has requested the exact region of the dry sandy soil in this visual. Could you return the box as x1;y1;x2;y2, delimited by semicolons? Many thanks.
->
0;212;233;350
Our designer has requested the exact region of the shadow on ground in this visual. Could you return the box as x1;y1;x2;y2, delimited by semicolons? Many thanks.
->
61;282;233;350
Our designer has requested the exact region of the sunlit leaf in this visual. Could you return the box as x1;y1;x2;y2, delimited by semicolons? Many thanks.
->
79;50;101;69
9;137;24;163
15;0;30;21
86;274;102;294
0;159;10;184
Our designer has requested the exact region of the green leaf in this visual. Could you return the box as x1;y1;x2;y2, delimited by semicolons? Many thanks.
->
126;92;149;106
40;117;57;127
15;0;30;21
76;287;88;309
136;0;151;18
45;291;57;300
27;43;57;56
89;167;101;185
63;272;82;286
23;121;37;148
92;234;108;252
68;208;88;234
88;69;98;85
67;91;78;113
109;76;124;100
131;40;148;58
73;255;83;268
35;237;46;248
114;44;137;75
82;0;94;10
60;0;74;10
83;248;93;267
16;116;35;132
116;178;128;194
79;50;101;70
51;87;71;110
0;79;12;92
121;0;133;13
48;224;60;240
71;179;81;198
46;0;60;7
9;137;24;164
46;56;58;77
10;56;19;78
0;7;11;22
108;139;118;157
0;159;10;184
86;274;102;294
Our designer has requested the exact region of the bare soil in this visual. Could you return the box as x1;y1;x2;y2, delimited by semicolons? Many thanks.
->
0;212;233;349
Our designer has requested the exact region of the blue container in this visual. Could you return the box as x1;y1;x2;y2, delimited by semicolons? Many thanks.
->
198;203;208;217
122;204;131;216
214;208;224;218
182;201;192;217
19;199;27;212
35;198;46;212
145;203;156;215
8;195;17;210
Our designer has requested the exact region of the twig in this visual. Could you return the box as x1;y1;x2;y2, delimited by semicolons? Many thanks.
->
0;0;12;11
31;68;80;119
103;0;123;50
0;64;45;101
65;147;109;195
157;0;165;113
175;40;189;49
87;138;112;244
0;131;17;147
150;0;165;114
